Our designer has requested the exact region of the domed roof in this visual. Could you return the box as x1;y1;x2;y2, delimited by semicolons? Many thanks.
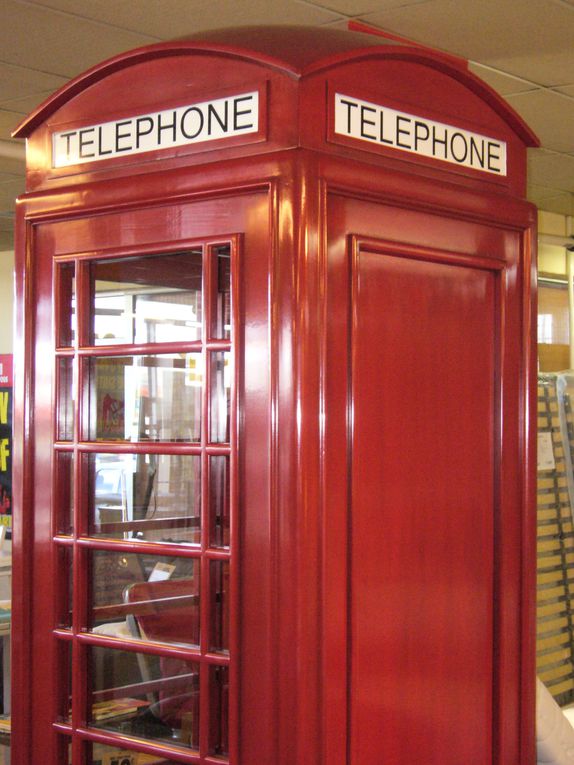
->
13;25;538;147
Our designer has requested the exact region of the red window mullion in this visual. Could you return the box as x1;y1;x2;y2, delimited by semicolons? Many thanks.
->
199;242;212;759
227;237;239;765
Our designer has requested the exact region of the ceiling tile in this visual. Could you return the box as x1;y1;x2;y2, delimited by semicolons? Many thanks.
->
505;90;574;153
0;111;26;143
555;84;574;97
1;89;68;119
528;184;574;215
0;62;68;106
468;62;538;96
0;1;156;78
361;0;574;86
305;0;429;15
528;149;574;193
0;176;25;203
25;0;343;38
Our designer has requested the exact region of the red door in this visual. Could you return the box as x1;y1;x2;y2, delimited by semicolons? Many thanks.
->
323;191;529;765
14;191;273;765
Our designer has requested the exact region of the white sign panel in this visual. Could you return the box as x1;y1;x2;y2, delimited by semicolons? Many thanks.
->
334;93;507;176
52;91;259;168
537;431;556;472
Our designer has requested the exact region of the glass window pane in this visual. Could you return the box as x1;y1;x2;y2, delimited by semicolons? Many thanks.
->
56;262;75;348
538;283;570;372
89;645;200;750
55;451;74;535
56;640;72;724
210;560;229;653
90;551;199;648
90;251;203;346
209;455;230;548
57;357;74;441
210;245;231;340
209;665;229;757
89;453;201;544
57;545;73;629
210;351;230;444
88;354;202;442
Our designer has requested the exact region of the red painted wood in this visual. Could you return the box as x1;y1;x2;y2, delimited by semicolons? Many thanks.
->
350;248;495;765
12;26;537;765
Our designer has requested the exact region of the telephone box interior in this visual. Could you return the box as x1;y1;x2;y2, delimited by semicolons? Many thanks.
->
11;25;538;765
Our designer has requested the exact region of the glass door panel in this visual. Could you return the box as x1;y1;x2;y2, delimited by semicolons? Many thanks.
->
52;239;237;764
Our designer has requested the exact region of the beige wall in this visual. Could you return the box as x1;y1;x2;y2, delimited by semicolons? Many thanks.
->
0;251;13;354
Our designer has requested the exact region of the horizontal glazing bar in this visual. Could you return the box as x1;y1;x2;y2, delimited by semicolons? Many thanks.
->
59;442;205;455
54;628;74;641
75;537;204;558
75;727;205;764
75;631;230;666
76;341;204;357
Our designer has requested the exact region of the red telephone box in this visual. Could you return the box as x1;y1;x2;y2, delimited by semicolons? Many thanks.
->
12;26;538;765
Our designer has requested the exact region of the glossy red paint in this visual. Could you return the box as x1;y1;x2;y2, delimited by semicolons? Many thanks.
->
12;26;537;765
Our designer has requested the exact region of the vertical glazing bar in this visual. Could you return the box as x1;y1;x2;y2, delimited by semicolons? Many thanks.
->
200;244;211;757
72;257;86;765
228;237;239;765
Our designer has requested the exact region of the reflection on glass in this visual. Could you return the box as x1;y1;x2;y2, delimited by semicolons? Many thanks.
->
89;453;201;544
55;451;74;535
210;352;230;443
57;357;74;441
210;560;229;653
210;665;229;757
211;245;231;340
56;640;72;723
89;645;200;750
210;455;230;548
56;262;75;348
88;354;202;442
57;545;73;629
90;551;199;647
90;743;183;764
56;737;71;765
90;251;203;346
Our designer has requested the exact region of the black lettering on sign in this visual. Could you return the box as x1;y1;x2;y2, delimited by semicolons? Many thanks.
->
340;98;359;133
78;128;95;158
135;116;154;149
334;93;507;176
157;110;177;144
233;95;254;131
97;125;113;155
360;105;377;140
378;111;393;145
431;125;448;158
52;91;259;167
450;132;468;163
208;101;229;135
413;120;430;151
180;107;204;140
469;135;485;169
395;115;412;149
487;141;502;173
115;120;132;153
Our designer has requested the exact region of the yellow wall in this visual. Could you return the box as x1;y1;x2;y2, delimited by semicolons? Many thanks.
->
0;251;13;354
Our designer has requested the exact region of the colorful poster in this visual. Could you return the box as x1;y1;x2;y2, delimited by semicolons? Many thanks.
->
0;355;12;535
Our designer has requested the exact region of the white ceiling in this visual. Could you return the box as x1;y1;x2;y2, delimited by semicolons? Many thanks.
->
1;0;574;249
